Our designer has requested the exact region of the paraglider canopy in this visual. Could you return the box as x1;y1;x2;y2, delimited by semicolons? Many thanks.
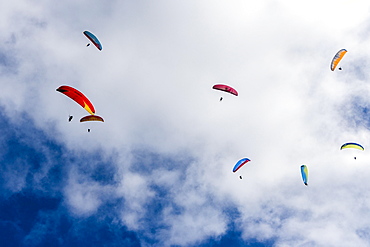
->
232;158;251;173
80;115;104;133
340;142;364;151
83;31;102;51
331;49;347;71
212;84;238;96
340;142;364;159
56;85;96;115
80;115;104;122
300;165;308;186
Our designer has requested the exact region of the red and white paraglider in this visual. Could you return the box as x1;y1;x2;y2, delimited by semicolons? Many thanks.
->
212;84;238;101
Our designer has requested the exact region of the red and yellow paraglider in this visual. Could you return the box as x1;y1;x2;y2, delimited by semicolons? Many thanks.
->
57;85;104;132
56;85;95;115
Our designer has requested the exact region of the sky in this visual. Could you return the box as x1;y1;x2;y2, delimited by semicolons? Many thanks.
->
2;0;370;246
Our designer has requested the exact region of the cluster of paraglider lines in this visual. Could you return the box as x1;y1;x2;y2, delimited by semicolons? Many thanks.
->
227;49;364;184
56;31;104;132
56;34;360;185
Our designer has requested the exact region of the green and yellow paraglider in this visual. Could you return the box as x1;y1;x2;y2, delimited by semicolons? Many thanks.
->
340;142;364;159
300;165;308;186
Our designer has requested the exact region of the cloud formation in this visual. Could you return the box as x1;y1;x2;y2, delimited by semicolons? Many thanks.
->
2;0;370;246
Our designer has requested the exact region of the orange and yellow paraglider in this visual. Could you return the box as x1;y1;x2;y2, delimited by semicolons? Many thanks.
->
331;49;347;71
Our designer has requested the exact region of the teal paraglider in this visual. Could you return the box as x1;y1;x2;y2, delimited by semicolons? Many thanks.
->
83;31;102;51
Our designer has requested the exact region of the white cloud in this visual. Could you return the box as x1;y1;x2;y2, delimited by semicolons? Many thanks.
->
3;0;370;245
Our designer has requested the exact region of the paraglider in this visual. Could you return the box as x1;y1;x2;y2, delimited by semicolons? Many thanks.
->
331;49;347;71
300;165;308;186
80;115;104;133
56;85;96;115
80;115;104;122
340;142;364;151
213;84;238;101
340;142;364;159
233;158;251;179
83;31;102;51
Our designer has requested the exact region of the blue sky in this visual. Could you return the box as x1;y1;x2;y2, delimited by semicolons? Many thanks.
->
0;108;253;246
2;1;370;246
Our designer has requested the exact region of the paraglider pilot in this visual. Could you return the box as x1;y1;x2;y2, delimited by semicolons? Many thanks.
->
86;43;90;47
68;115;73;122
239;176;242;179
220;97;223;101
88;129;91;132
